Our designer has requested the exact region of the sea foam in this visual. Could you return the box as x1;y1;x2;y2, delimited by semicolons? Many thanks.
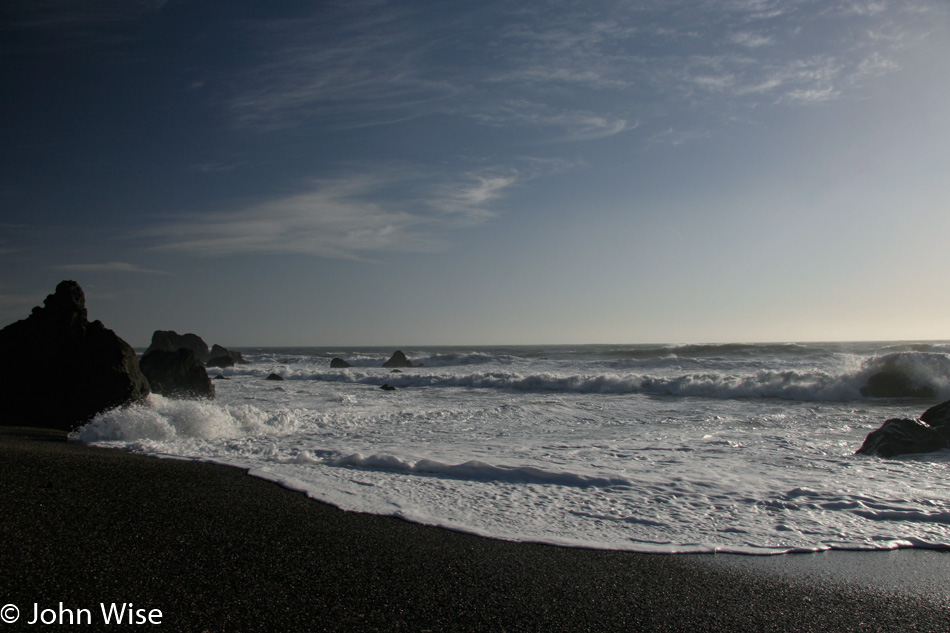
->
73;394;300;442
74;342;950;554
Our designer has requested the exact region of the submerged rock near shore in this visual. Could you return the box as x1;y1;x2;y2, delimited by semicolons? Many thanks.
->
0;280;150;430
856;399;950;457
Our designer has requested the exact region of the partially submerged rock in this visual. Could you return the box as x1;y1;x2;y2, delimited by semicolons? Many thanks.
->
266;373;284;381
205;355;235;369
920;400;950;428
140;348;214;399
856;398;950;457
330;357;352;368
207;344;245;367
382;350;413;368
0;280;150;430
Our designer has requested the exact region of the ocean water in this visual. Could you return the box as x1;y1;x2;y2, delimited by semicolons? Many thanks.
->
73;342;950;555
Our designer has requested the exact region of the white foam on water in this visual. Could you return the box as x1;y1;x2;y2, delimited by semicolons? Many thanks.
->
73;343;950;555
75;393;301;442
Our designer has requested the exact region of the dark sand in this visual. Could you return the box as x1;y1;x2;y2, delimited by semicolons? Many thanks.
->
1;426;947;632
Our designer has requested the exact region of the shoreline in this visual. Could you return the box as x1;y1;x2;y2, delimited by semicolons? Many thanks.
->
1;426;947;631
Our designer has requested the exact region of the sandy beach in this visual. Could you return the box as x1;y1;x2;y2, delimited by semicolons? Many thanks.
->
1;425;947;632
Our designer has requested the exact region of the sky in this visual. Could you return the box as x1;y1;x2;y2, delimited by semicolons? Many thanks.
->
2;0;950;347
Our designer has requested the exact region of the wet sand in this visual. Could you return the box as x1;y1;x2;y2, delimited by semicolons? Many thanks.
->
1;426;947;632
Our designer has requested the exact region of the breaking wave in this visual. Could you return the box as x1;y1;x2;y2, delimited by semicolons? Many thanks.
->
72;394;300;442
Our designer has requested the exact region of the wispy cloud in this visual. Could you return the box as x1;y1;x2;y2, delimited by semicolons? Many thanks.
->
223;0;938;144
52;262;168;274
228;4;461;131
143;170;526;259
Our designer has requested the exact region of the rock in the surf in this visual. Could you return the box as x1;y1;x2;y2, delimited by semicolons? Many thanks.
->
266;373;285;381
139;348;214;399
0;280;150;430
920;400;950;428
855;418;950;458
380;383;396;391
145;330;211;363
207;343;245;367
330;357;352;368
382;350;413;368
205;354;234;369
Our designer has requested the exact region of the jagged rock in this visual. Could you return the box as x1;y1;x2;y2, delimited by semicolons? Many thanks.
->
382;350;413;368
145;330;211;363
213;374;229;380
0;280;150;430
140;349;214;399
380;384;396;391
855;418;950;458
330;358;352;368
266;373;284;381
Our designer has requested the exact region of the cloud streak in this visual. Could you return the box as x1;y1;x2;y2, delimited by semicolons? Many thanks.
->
143;170;527;259
52;262;168;275
223;0;934;143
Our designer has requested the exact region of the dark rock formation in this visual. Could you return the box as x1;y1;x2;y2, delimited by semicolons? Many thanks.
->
206;355;234;369
920;400;950;428
380;384;396;391
208;344;245;368
145;330;211;363
382;350;413;368
139;349;214;399
855;418;950;458
213;374;230;380
0;280;150;430
857;398;950;457
266;373;284;381
330;358;352;368
390;369;403;373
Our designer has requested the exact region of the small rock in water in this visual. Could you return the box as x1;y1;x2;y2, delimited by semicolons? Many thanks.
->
330;358;352;368
380;384;396;391
266;373;285;381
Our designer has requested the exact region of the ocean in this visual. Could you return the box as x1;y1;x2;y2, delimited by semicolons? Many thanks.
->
73;342;950;555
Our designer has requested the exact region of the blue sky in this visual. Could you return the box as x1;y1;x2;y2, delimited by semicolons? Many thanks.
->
2;0;949;347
